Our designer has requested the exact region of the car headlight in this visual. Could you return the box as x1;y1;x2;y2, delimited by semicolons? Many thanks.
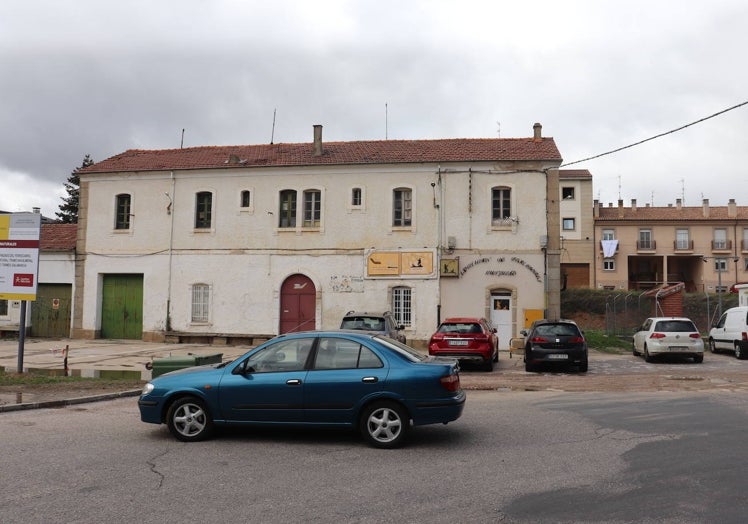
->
141;383;155;396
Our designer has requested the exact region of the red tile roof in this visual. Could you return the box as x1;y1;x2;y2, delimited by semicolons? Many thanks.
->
40;223;77;251
597;205;748;221
559;169;591;179
81;137;562;174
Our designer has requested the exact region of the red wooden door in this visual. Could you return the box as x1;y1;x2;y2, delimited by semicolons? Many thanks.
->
279;274;316;334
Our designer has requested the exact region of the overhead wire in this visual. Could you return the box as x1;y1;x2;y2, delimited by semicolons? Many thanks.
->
560;100;748;167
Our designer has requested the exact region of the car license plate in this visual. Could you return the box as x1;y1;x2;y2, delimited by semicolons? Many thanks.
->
449;340;469;346
669;346;687;351
547;354;568;360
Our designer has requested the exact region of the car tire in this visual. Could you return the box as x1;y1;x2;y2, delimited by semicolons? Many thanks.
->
493;348;499;362
483;358;494;372
632;342;639;357
643;345;654;363
360;401;409;449
693;354;704;363
166;396;214;442
579;359;588;372
525;360;536;373
736;343;746;360
709;338;718;354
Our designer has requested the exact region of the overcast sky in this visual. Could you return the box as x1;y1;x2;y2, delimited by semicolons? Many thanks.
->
2;0;747;218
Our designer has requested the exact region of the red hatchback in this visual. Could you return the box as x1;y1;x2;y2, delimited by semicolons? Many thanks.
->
428;317;499;371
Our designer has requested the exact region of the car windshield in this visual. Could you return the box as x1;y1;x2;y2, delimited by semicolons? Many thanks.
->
341;316;385;331
375;336;426;362
654;320;696;332
438;323;481;334
534;323;580;337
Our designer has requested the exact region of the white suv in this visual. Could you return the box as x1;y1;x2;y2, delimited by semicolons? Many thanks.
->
633;317;704;363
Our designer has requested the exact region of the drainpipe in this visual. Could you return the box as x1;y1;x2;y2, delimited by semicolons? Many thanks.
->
166;172;176;332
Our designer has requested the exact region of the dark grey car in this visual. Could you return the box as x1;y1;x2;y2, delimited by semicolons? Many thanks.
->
341;311;406;344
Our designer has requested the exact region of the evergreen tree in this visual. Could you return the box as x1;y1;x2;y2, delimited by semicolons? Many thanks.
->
56;154;93;223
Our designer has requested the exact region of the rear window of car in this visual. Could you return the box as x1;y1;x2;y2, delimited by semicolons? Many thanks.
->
654;320;697;332
534;323;581;337
341;316;385;331
438;323;482;334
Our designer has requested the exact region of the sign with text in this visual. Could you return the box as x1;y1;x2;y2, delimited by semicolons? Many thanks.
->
0;213;41;301
366;250;435;278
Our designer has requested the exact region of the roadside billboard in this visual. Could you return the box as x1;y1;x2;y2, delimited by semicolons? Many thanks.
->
0;212;41;301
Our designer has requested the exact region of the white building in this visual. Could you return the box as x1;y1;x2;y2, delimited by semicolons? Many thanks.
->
73;124;562;348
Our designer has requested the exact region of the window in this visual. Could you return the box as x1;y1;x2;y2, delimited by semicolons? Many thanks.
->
243;338;314;373
195;192;212;229
715;258;727;272
191;284;210;322
0;299;7;316
603;258;615;271
351;188;362;206
743;228;748;250
393;188;412;227
676;229;690;250
562;187;575;200
714;228;728;249
240;190;251;208
303;190;321;227
392;286;412;327
491;187;511;225
313;337;383;370
279;190;297;228
115;194;131;230
602;229;615;241
744;257;748;271
562;218;575;231
638;229;653;249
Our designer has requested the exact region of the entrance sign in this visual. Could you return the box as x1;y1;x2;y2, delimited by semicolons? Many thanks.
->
0;213;41;301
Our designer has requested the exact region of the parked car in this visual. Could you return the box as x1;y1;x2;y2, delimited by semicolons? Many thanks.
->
138;331;465;448
633;317;704;363
522;319;588;372
428;317;498;371
708;306;748;359
340;310;406;344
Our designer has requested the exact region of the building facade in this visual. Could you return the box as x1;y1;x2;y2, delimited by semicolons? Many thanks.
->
594;198;748;293
558;169;594;289
73;125;562;347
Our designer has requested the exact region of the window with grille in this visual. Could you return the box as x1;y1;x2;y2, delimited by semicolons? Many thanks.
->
195;192;212;229
279;190;297;228
392;188;412;227
303;190;321;227
491;187;512;225
191;284;210;322
392;287;412;327
0;299;8;316
714;228;728;249
715;258;727;272
115;194;131;230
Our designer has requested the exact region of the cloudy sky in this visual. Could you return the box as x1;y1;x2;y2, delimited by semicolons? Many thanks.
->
2;0;746;218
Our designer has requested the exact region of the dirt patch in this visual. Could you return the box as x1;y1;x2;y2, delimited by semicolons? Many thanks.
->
0;378;144;406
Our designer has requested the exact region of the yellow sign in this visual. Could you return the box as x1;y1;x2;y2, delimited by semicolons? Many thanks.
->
366;250;434;277
401;252;433;275
367;252;400;275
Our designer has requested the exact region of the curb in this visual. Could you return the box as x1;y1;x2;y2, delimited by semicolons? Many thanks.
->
0;389;142;413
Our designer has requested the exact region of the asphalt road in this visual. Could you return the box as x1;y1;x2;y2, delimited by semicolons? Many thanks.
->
2;390;748;523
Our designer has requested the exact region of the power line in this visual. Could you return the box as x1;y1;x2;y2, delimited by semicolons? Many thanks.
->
560;100;748;167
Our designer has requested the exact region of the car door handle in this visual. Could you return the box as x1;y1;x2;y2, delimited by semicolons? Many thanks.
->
286;379;302;386
362;376;378;383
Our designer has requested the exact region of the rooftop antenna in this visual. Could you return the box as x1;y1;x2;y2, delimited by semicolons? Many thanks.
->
617;175;622;200
270;108;276;144
651;191;654;206
496;121;501;137
680;178;685;203
180;128;185;149
385;103;388;140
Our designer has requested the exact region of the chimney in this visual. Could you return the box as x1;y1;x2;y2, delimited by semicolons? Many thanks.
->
618;199;624;218
593;199;600;218
702;198;710;218
676;198;682;210
32;207;40;214
728;198;737;218
533;122;542;140
313;124;323;156
631;199;637;212
228;154;240;164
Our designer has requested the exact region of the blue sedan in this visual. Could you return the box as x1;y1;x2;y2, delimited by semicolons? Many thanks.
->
139;331;466;448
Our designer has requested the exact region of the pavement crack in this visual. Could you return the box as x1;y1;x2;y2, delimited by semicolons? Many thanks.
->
147;449;170;489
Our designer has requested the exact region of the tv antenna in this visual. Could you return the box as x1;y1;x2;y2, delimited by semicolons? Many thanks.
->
270;108;276;144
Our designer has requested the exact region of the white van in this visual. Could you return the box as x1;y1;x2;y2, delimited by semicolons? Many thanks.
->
708;306;748;359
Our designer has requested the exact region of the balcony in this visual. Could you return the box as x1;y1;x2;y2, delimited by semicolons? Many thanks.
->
711;240;733;252
673;240;694;252
636;240;656;251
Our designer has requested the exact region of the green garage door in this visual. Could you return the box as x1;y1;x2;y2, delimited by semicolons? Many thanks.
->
30;283;72;338
101;274;143;339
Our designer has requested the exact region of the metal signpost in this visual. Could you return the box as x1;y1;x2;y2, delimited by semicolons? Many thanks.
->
0;212;42;372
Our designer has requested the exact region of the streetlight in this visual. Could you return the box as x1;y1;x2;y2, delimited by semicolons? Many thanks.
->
703;256;740;319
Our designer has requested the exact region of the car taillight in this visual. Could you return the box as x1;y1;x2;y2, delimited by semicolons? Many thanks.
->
689;333;701;339
440;373;461;392
569;336;585;343
650;333;666;339
530;336;547;343
742;332;748;341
